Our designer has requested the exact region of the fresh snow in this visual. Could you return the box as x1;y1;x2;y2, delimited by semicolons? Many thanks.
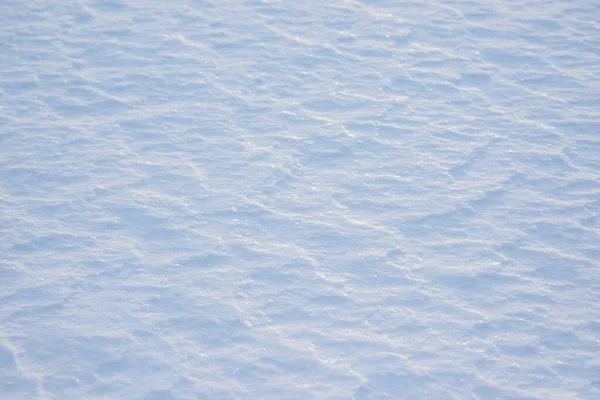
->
1;0;600;399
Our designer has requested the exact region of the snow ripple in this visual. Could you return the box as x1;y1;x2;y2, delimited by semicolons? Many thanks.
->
2;0;599;398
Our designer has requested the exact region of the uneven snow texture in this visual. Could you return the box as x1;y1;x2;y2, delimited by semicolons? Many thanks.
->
1;0;600;399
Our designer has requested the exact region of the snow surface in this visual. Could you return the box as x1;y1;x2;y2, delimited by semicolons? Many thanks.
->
1;0;600;399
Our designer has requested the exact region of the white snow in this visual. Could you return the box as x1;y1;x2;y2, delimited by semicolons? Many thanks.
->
1;0;600;399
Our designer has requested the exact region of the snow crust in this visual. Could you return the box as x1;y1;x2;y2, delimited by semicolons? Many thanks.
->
1;0;600;398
